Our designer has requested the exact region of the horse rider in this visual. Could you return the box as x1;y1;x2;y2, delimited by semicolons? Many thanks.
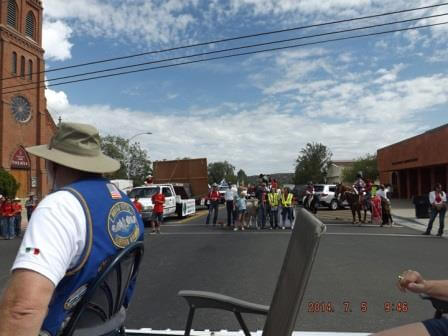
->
353;172;367;203
303;181;315;209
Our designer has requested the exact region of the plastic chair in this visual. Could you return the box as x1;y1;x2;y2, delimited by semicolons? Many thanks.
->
179;207;326;336
421;295;448;319
61;241;145;336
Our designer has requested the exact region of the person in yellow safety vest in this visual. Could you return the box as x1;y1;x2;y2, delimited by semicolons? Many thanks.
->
268;188;280;229
281;187;294;230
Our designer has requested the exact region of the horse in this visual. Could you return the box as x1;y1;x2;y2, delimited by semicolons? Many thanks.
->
335;184;364;224
303;194;319;214
244;198;259;228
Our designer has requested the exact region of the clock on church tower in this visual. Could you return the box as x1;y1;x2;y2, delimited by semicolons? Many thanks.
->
0;0;57;198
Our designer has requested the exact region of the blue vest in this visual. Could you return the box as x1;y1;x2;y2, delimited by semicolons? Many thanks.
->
40;178;144;336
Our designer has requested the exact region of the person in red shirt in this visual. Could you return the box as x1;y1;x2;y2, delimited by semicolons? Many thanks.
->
13;198;22;237
206;183;220;225
132;195;143;213
151;188;165;233
2;197;15;239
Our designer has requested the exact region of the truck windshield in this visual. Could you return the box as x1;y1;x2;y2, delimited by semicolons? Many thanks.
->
128;187;158;198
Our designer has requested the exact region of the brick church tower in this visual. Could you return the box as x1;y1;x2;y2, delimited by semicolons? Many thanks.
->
0;0;56;198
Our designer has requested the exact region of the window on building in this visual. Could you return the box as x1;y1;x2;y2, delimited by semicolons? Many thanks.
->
7;0;18;29
11;52;17;74
28;60;33;80
20;56;25;78
25;11;36;40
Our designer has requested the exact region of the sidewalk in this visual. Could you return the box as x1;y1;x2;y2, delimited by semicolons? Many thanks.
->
391;198;447;234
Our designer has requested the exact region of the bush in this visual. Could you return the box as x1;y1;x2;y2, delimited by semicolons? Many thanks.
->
0;168;20;198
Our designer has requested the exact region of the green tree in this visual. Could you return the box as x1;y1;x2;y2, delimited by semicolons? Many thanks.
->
342;154;378;182
0;168;20;198
237;169;248;185
208;161;236;184
294;142;332;184
100;135;152;186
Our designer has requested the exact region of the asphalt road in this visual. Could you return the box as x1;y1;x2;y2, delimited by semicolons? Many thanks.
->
0;206;446;334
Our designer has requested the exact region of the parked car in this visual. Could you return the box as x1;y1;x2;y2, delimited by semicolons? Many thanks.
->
128;184;196;224
314;184;347;210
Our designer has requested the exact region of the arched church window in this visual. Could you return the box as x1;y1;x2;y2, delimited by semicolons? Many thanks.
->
12;52;17;74
28;60;33;80
7;0;18;29
25;11;36;40
20;56;25;78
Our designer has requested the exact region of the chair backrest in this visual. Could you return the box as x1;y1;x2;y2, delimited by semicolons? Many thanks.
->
61;241;144;336
262;208;326;336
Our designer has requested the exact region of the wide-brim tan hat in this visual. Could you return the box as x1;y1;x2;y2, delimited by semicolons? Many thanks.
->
26;122;120;174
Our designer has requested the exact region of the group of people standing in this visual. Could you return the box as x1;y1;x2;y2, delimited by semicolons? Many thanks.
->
351;173;394;226
206;176;295;231
0;194;37;240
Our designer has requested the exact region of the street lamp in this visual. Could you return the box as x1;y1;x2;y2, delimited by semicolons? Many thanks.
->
128;131;152;142
126;131;152;180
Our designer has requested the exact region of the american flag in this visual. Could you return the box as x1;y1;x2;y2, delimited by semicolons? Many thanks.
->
107;183;122;199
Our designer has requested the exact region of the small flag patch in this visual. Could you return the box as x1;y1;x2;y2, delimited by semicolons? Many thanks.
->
25;247;40;255
107;183;122;199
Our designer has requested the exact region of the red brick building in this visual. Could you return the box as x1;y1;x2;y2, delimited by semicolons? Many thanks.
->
0;0;56;198
377;124;448;199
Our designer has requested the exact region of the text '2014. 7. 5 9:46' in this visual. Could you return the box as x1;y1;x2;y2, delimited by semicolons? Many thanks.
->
307;301;409;313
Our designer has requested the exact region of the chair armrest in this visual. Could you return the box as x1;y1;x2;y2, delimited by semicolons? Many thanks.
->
420;294;448;316
72;306;126;336
178;290;269;315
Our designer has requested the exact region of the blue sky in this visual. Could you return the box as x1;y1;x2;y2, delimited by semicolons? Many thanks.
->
41;0;448;175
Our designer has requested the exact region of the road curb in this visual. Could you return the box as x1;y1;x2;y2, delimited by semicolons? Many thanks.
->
391;214;428;232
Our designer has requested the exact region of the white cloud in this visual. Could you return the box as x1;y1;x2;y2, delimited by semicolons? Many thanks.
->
45;88;70;112
40;0;448;175
373;63;406;84
42;20;73;61
45;85;442;175
42;0;198;47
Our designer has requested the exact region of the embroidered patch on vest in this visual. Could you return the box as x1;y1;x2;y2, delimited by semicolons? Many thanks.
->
108;202;140;248
107;183;122;199
64;284;88;310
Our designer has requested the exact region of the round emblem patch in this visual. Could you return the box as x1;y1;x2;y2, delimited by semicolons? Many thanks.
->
108;202;140;248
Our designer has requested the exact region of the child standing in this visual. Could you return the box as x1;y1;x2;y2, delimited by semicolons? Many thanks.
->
235;189;247;231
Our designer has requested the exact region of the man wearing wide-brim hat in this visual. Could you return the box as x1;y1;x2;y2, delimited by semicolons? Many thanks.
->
0;123;144;336
205;183;220;225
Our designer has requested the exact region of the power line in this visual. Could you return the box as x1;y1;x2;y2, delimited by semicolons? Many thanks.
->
3;12;447;92
4;20;447;95
1;2;447;83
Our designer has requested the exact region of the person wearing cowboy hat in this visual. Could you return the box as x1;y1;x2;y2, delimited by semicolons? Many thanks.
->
0;123;144;336
205;183;220;225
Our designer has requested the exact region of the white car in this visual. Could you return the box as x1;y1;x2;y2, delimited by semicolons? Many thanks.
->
128;184;195;223
314;184;347;210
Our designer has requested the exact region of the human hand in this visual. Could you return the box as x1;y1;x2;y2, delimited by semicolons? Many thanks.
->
397;270;427;294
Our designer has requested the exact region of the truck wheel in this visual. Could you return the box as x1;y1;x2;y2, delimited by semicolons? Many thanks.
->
329;199;338;211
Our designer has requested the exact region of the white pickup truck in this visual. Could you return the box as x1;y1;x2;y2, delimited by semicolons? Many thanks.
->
128;183;196;223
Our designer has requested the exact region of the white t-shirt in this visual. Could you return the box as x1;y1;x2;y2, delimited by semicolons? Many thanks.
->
12;191;86;287
224;189;234;201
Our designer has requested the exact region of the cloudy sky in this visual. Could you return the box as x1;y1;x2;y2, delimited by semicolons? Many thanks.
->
41;0;448;175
